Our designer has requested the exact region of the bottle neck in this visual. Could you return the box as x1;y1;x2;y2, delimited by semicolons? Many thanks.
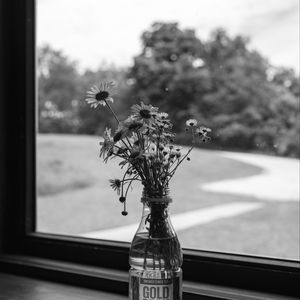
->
141;186;172;204
140;189;173;239
142;200;169;219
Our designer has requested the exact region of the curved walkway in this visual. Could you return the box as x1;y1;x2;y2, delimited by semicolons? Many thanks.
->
80;202;262;242
80;151;299;240
202;151;299;201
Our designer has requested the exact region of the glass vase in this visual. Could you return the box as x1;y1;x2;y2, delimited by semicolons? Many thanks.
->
129;189;183;300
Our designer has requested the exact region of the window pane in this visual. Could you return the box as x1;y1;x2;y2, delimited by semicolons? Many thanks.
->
36;0;300;261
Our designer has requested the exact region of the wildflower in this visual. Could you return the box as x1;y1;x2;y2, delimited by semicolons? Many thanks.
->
157;112;169;120
109;179;122;195
175;147;182;158
123;117;144;131
156;112;172;128
99;128;114;158
131;102;158;122
85;79;213;214
158;121;172;130
85;82;114;108
186;119;198;127
196;126;212;135
162;147;169;156
196;126;212;142
149;143;157;153
162;132;176;142
158;144;164;151
169;150;177;159
162;159;169;166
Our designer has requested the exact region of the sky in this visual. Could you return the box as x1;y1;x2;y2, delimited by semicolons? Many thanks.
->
37;0;299;73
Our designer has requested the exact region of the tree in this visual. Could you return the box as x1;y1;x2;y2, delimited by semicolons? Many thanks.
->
128;22;207;128
128;23;299;157
38;45;130;135
38;45;81;133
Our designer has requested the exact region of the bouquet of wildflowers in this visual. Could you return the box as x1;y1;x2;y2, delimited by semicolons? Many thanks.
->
85;81;211;215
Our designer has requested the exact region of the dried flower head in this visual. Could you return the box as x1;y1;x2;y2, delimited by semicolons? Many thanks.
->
109;179;122;195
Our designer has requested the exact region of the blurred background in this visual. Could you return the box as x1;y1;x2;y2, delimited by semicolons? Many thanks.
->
36;0;299;260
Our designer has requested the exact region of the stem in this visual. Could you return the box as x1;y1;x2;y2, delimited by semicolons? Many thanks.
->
121;139;132;154
124;174;139;198
122;178;142;182
104;99;119;124
167;146;193;183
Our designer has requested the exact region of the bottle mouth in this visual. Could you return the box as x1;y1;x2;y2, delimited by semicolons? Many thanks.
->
141;186;171;203
141;196;172;203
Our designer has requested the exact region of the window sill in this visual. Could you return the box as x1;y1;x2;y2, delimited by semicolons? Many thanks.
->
0;272;127;300
0;254;297;300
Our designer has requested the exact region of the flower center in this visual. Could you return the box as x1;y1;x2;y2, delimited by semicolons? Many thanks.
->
139;109;151;119
95;91;109;101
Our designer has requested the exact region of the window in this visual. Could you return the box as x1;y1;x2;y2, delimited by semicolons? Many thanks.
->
36;0;299;261
0;0;299;299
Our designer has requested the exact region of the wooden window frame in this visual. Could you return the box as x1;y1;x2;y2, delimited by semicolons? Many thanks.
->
0;0;299;299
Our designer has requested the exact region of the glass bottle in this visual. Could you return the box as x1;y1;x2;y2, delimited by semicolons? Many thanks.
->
129;189;183;300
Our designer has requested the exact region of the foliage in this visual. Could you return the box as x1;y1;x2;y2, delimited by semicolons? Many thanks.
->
128;23;299;157
38;45;130;135
37;22;299;157
38;45;82;133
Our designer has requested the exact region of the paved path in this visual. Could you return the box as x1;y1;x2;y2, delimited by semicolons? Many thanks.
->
202;151;299;201
80;151;298;240
80;202;262;241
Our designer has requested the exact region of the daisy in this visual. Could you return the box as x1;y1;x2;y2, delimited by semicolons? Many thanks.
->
109;178;122;195
147;143;156;153
186;119;198;127
157;112;169;120
162;147;170;156
196;126;212;142
131;102;158;123
196;126;212;135
85;81;114;108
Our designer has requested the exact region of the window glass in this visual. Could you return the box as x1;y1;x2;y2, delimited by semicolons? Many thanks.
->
36;0;300;260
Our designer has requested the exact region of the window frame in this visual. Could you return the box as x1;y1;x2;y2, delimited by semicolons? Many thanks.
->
0;0;299;298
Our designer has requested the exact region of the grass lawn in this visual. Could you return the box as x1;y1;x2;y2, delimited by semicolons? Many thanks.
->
37;134;299;261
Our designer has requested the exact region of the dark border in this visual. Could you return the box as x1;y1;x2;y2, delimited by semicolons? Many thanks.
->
0;0;299;299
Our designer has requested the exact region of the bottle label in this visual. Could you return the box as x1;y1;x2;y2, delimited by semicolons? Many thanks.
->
139;278;173;300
